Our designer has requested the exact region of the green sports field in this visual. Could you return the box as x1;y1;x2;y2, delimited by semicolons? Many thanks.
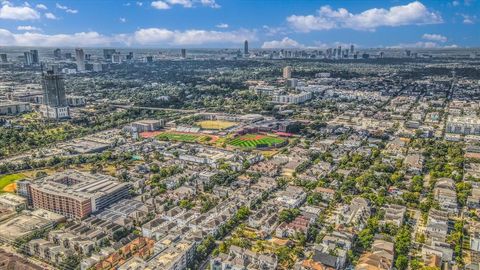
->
228;134;286;148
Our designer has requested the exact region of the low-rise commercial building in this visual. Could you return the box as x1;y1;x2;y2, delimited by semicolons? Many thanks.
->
131;119;165;132
0;100;31;115
0;209;64;244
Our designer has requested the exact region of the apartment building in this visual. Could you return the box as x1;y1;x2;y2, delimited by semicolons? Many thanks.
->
446;116;480;135
24;170;131;219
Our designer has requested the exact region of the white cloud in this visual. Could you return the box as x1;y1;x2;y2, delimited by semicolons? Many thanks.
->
133;28;174;44
261;37;353;49
0;29;112;46
389;41;439;48
390;41;461;49
216;23;228;28
133;28;255;45
151;0;219;9
200;0;220;8
458;13;476;24
136;1;143;6
119;17;126;23
287;1;443;32
261;37;306;49
55;3;67;9
0;28;16;43
56;3;77;13
262;25;288;36
0;28;256;47
0;2;40;20
452;0;460;6
44;12;56;19
17;25;41;31
166;0;192;8
151;1;170;9
422;33;447;42
35;3;47;10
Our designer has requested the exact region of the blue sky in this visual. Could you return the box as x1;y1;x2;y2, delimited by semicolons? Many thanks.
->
0;0;478;48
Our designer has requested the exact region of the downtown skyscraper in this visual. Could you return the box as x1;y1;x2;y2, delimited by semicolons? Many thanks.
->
75;48;85;72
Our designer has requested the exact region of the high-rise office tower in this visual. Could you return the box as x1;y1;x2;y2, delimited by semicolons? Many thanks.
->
350;45;354;55
30;50;39;65
405;50;411;57
146;56;153;63
111;52;122;64
65;52;72;59
0;54;7;63
126;52;134;60
41;66;70;119
85;54;91;61
337;46;342;58
54;48;62;59
283;66;292;79
103;49;116;60
244;40;249;55
75;48;85;71
326;48;332;58
181;49;186;59
287;78;298;88
92;63;103;72
24;52;33;65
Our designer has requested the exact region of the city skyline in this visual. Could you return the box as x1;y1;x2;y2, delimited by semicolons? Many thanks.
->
0;1;480;270
0;0;478;48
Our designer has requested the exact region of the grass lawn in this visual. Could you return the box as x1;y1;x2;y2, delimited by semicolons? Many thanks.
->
260;150;279;159
0;174;25;193
197;120;238;130
156;132;212;143
228;134;286;148
157;132;201;142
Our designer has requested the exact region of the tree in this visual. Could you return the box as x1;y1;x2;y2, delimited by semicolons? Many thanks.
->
279;209;300;223
179;199;194;210
395;255;408;270
307;193;323;206
35;171;48;178
150;164;160;173
456;182;472;207
235;206;250;220
357;228;374;250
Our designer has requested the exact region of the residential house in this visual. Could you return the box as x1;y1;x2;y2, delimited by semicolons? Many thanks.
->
380;204;406;227
336;197;371;231
355;239;394;270
433;178;458;214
